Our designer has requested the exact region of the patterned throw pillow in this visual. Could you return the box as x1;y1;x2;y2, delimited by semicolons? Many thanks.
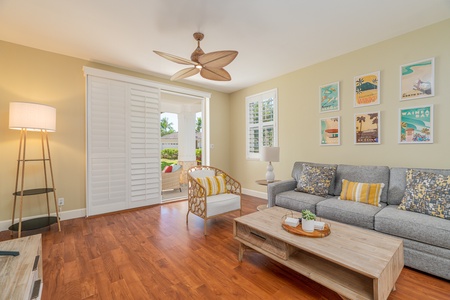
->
398;169;450;220
296;164;336;197
339;179;384;207
196;174;227;196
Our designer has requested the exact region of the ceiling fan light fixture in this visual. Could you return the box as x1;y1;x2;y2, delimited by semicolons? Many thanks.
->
154;32;238;81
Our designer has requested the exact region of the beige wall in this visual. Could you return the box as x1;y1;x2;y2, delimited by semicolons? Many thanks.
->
230;19;450;193
0;40;230;223
2;18;448;223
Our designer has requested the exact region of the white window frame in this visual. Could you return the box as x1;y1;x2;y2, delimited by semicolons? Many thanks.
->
245;88;278;160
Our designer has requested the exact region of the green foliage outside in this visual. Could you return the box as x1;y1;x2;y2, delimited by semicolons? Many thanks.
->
196;148;202;165
161;148;178;159
196;117;202;133
161;117;175;136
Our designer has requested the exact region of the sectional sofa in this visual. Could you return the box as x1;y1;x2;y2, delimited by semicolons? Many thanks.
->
267;161;450;280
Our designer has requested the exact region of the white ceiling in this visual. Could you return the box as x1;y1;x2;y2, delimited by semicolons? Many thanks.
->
1;0;450;93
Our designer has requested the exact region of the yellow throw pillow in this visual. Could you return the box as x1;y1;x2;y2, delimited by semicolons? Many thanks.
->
196;174;227;196
339;179;384;207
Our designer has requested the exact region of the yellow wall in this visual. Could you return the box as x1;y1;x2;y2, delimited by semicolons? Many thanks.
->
2;18;449;224
230;19;450;193
0;40;230;223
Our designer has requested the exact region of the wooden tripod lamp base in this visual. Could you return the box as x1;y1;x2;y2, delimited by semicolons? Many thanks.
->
9;102;61;238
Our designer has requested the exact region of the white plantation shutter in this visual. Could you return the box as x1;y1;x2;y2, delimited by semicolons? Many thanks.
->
86;76;161;216
246;89;278;160
88;77;128;215
129;86;161;207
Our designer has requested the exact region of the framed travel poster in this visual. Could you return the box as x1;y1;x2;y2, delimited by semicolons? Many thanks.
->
320;116;340;146
354;71;380;107
354;111;380;144
399;104;433;144
399;105;433;144
319;82;339;113
400;57;435;101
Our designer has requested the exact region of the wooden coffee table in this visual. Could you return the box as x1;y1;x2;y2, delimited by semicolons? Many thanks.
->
233;207;404;300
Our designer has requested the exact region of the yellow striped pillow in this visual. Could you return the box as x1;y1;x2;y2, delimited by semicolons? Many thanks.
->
196;174;227;196
339;179;385;207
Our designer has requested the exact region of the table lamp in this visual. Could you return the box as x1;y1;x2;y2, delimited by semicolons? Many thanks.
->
260;146;280;182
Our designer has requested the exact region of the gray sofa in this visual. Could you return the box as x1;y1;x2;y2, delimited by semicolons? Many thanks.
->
267;161;450;280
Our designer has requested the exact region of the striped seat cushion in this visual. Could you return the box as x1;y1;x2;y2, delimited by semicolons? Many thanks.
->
339;179;385;207
196;174;227;196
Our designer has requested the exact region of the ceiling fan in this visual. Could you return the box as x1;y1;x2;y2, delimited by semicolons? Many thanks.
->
154;32;238;81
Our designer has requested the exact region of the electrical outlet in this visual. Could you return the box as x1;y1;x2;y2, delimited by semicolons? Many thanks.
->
58;198;64;206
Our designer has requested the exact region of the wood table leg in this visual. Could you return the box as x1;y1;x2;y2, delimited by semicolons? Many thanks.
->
238;243;245;262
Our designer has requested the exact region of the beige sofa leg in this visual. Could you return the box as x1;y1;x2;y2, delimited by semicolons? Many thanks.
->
186;210;189;225
204;219;207;236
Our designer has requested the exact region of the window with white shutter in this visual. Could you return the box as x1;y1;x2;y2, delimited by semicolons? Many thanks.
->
246;89;278;160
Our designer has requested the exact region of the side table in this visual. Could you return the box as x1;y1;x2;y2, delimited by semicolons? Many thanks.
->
256;179;280;210
255;179;280;186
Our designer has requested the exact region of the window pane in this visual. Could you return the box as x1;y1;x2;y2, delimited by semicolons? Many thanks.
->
248;127;259;153
262;125;274;146
262;98;274;122
248;102;259;124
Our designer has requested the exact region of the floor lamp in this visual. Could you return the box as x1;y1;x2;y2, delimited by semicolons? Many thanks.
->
9;102;61;238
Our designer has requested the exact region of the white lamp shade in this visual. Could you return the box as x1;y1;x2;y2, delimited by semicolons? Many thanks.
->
260;146;280;162
9;102;56;132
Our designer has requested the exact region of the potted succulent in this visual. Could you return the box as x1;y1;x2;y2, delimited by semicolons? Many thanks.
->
301;209;316;232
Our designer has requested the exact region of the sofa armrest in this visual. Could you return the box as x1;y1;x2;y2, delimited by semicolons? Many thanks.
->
267;179;297;207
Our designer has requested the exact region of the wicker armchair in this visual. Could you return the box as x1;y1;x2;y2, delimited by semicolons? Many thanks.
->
187;166;241;235
162;168;182;192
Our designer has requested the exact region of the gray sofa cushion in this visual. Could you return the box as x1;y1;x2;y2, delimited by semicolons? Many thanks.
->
334;164;390;203
291;161;338;195
375;205;450;249
316;197;386;229
275;190;326;214
388;167;450;205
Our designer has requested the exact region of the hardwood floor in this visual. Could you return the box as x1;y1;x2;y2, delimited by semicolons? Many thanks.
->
1;195;449;299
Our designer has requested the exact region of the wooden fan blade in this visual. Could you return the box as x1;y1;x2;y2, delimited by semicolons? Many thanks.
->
198;51;238;68
154;50;196;66
170;67;200;81
200;67;231;81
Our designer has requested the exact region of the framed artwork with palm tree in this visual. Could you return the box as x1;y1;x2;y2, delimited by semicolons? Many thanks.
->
354;71;380;107
399;105;433;144
354;111;380;144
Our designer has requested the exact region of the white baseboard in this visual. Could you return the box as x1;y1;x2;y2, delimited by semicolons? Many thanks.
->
242;188;267;201
0;208;86;232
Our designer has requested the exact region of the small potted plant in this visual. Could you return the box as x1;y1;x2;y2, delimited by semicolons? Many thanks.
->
301;209;316;232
